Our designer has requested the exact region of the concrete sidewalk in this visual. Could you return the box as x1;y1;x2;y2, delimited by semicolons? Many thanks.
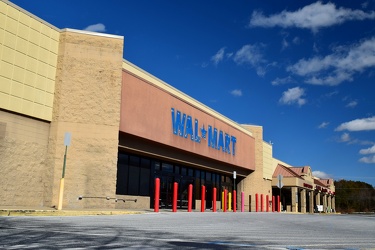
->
0;207;146;216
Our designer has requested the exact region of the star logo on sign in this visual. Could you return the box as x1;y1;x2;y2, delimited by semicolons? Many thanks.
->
201;125;207;139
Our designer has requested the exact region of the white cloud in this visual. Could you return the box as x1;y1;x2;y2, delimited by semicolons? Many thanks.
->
318;121;329;129
292;37;301;45
249;2;375;32
282;38;289;50
279;87;306;106
324;91;339;98
346;100;358;108
230;89;243;97
313;170;332;179
336;116;375;131
233;44;264;65
233;44;267;76
287;36;375;86
340;132;351;142
359;145;375;154
211;47;226;66
362;2;369;9
201;62;209;68
271;76;294;85
83;23;106;32
359;155;375;163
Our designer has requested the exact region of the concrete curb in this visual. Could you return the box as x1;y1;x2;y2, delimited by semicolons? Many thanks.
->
0;209;144;216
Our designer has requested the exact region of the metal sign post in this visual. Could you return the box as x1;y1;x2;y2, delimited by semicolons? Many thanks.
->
57;132;71;210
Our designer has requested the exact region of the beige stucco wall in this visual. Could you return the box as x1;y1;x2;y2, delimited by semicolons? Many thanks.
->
0;111;50;206
45;29;124;209
0;0;59;121
1;0;124;209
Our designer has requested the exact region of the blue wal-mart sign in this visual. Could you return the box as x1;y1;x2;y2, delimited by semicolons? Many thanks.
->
171;108;237;156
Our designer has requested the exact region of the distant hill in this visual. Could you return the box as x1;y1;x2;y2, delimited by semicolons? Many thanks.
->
335;180;375;213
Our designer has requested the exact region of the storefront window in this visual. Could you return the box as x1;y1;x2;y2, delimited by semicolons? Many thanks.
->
175;165;180;175
116;153;151;196
188;168;194;177
115;153;129;195
139;159;151;196
181;167;187;176
128;156;140;195
116;151;235;208
206;172;211;182
153;161;161;171
201;171;205;186
162;163;173;173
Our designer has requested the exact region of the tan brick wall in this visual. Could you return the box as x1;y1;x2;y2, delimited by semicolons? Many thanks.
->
0;110;50;206
237;125;272;212
45;29;124;209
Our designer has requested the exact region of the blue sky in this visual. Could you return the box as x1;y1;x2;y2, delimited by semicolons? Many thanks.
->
11;0;375;186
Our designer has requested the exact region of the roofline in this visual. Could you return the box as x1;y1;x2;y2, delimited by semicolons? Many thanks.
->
61;28;124;40
2;0;124;40
273;163;304;180
2;0;60;31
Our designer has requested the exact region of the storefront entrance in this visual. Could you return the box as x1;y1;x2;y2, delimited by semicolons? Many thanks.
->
156;173;194;209
116;151;235;210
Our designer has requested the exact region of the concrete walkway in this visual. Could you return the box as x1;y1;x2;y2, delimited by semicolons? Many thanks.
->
0;206;146;216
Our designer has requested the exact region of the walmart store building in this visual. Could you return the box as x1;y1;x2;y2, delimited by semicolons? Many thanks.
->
0;0;335;212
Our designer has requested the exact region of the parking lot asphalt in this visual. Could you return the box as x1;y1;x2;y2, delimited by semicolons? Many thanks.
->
1;211;375;249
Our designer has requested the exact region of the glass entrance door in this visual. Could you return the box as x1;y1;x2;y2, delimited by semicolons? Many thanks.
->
205;181;213;209
159;175;174;209
178;176;194;209
157;173;195;210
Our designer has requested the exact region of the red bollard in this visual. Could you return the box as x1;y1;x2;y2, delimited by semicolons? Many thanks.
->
224;189;227;212
188;184;193;212
213;187;217;212
266;195;269;212
201;185;206;212
154;178;160;212
255;193;259;212
277;195;280;212
233;190;237;212
261;194;264;212
272;196;275;212
172;182;178;212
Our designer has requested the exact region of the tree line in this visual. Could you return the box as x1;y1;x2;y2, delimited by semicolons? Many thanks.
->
335;180;375;213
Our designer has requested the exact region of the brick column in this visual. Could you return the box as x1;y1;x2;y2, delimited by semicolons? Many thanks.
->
48;30;124;209
291;187;298;212
323;194;327;212
328;195;332;213
301;189;306;213
309;190;314;213
331;196;336;212
316;192;320;207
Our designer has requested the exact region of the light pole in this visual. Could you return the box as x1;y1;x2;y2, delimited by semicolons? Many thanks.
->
233;171;236;191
